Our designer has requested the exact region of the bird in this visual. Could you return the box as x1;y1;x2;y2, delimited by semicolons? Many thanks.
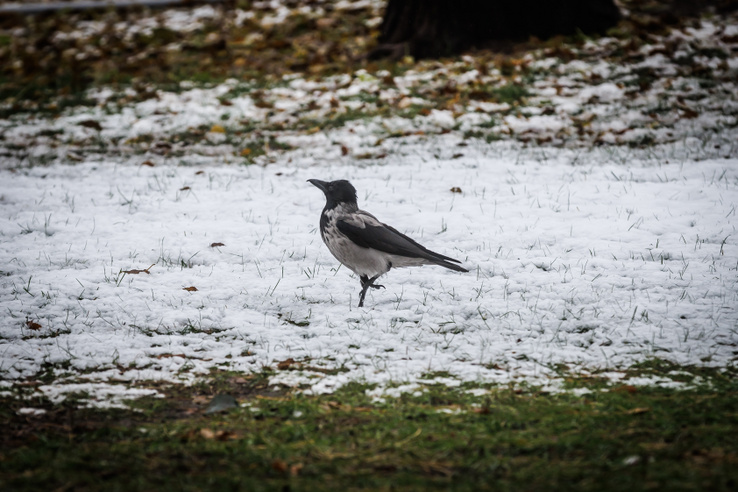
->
308;179;468;307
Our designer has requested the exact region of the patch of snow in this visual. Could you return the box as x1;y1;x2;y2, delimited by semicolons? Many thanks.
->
18;407;47;416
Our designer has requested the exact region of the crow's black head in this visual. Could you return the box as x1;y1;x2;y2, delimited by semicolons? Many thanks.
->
308;179;358;207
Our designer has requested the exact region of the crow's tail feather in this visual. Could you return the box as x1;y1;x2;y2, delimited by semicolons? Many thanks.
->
423;251;469;273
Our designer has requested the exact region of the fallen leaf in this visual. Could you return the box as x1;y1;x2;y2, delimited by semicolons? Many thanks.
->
77;119;102;131
157;353;188;359
210;242;225;247
278;358;297;370
626;407;650;415
183;286;198;292
640;441;669;451
450;187;462;193
26;320;42;331
316;17;335;29
192;395;210;405
614;385;638;394
210;124;226;133
271;459;288;473
179;186;191;191
122;264;155;275
200;428;216;439
141;160;155;167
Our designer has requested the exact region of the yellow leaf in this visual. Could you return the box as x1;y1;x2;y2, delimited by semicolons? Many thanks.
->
626;407;650;415
210;124;226;133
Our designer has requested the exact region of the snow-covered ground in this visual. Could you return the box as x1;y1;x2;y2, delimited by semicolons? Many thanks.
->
1;7;737;408
1;137;736;407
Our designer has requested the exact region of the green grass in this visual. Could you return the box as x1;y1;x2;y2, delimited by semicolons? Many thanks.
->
2;367;737;491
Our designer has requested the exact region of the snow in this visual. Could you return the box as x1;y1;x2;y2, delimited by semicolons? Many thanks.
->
1;137;736;406
18;407;46;416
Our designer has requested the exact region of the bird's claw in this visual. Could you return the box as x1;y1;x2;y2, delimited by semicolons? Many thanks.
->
370;284;385;290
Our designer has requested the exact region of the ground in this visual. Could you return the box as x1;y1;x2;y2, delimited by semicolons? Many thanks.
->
0;0;737;489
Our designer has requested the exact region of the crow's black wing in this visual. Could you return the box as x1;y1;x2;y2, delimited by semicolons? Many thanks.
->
336;212;467;271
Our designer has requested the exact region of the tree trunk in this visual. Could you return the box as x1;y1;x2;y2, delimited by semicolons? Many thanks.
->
370;0;622;60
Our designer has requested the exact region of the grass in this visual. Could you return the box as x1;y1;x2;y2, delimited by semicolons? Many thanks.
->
1;366;737;491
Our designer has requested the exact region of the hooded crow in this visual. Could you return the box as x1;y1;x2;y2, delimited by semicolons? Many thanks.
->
308;179;468;307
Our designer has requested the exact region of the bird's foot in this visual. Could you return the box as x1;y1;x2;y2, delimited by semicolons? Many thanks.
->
358;274;385;307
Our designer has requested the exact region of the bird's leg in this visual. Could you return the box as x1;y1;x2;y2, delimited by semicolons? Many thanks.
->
358;274;385;307
366;274;385;290
358;275;370;307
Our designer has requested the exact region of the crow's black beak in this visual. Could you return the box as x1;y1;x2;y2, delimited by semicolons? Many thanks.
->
308;179;328;193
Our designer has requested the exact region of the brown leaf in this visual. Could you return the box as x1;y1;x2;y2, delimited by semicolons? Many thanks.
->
200;428;216;440
341;144;349;156
195;170;205;175
210;242;225;248
78;119;102;131
626;407;650;415
181;428;200;440
640;441;669;451
122;264;155;275
290;463;304;476
277;358;297;370
271;459;288;473
141;160;155;167
316;17;335;29
450;187;462;193
26;320;42;331
614;385;638;394
183;286;198;292
157;353;188;359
